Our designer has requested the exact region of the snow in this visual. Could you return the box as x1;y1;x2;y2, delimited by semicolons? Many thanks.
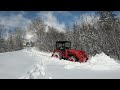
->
1;47;120;79
87;53;120;70
0;49;39;79
25;34;33;40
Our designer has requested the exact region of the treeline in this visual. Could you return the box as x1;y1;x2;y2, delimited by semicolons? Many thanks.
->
1;11;120;60
28;11;120;59
0;26;24;53
72;11;120;59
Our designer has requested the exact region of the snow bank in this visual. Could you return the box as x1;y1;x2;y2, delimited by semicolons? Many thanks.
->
85;52;120;70
20;48;120;79
62;52;120;71
89;52;119;65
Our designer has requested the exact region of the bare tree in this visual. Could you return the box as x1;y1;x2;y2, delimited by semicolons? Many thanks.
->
0;25;6;52
28;18;46;50
13;27;24;50
45;26;66;52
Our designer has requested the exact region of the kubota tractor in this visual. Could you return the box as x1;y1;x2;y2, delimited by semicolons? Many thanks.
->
52;41;88;63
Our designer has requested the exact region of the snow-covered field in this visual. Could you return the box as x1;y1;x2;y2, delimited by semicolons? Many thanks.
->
0;47;120;79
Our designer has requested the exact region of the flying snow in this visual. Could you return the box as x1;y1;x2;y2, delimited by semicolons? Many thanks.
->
25;33;33;40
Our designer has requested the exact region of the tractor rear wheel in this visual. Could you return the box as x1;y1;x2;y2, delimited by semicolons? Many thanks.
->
53;52;62;60
68;56;77;62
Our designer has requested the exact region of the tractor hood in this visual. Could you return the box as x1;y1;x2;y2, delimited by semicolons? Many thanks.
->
68;49;88;62
68;49;86;54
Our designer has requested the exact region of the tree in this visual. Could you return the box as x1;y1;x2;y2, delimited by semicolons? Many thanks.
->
64;25;74;48
98;11;120;59
72;24;80;49
45;26;66;52
13;27;24;50
28;18;46;51
72;14;101;55
0;25;6;52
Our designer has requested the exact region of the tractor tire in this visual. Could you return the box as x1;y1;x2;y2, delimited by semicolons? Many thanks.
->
53;52;62;60
68;56;77;62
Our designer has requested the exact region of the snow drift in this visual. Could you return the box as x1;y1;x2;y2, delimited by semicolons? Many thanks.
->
87;52;120;70
1;47;120;79
65;54;120;70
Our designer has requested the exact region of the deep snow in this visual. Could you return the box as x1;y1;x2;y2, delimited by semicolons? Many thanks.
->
0;47;120;79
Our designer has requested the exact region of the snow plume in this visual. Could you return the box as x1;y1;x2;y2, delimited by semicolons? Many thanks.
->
38;11;66;32
76;12;99;26
25;33;34;40
0;12;31;29
24;32;37;42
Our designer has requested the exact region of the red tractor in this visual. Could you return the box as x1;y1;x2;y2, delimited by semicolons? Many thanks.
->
52;41;88;63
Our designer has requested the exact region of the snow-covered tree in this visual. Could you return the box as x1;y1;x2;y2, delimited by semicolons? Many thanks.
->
98;11;120;59
0;25;7;52
45;26;66;52
72;14;100;55
28;18;46;51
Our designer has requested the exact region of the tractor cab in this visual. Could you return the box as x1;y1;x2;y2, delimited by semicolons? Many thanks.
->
56;41;71;52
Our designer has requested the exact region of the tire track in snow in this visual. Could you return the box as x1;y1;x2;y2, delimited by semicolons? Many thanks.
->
19;64;52;79
19;48;52;79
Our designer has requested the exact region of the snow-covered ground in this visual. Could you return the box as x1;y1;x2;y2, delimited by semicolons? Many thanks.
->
0;47;120;79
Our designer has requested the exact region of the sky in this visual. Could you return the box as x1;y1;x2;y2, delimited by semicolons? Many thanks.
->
0;11;119;32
